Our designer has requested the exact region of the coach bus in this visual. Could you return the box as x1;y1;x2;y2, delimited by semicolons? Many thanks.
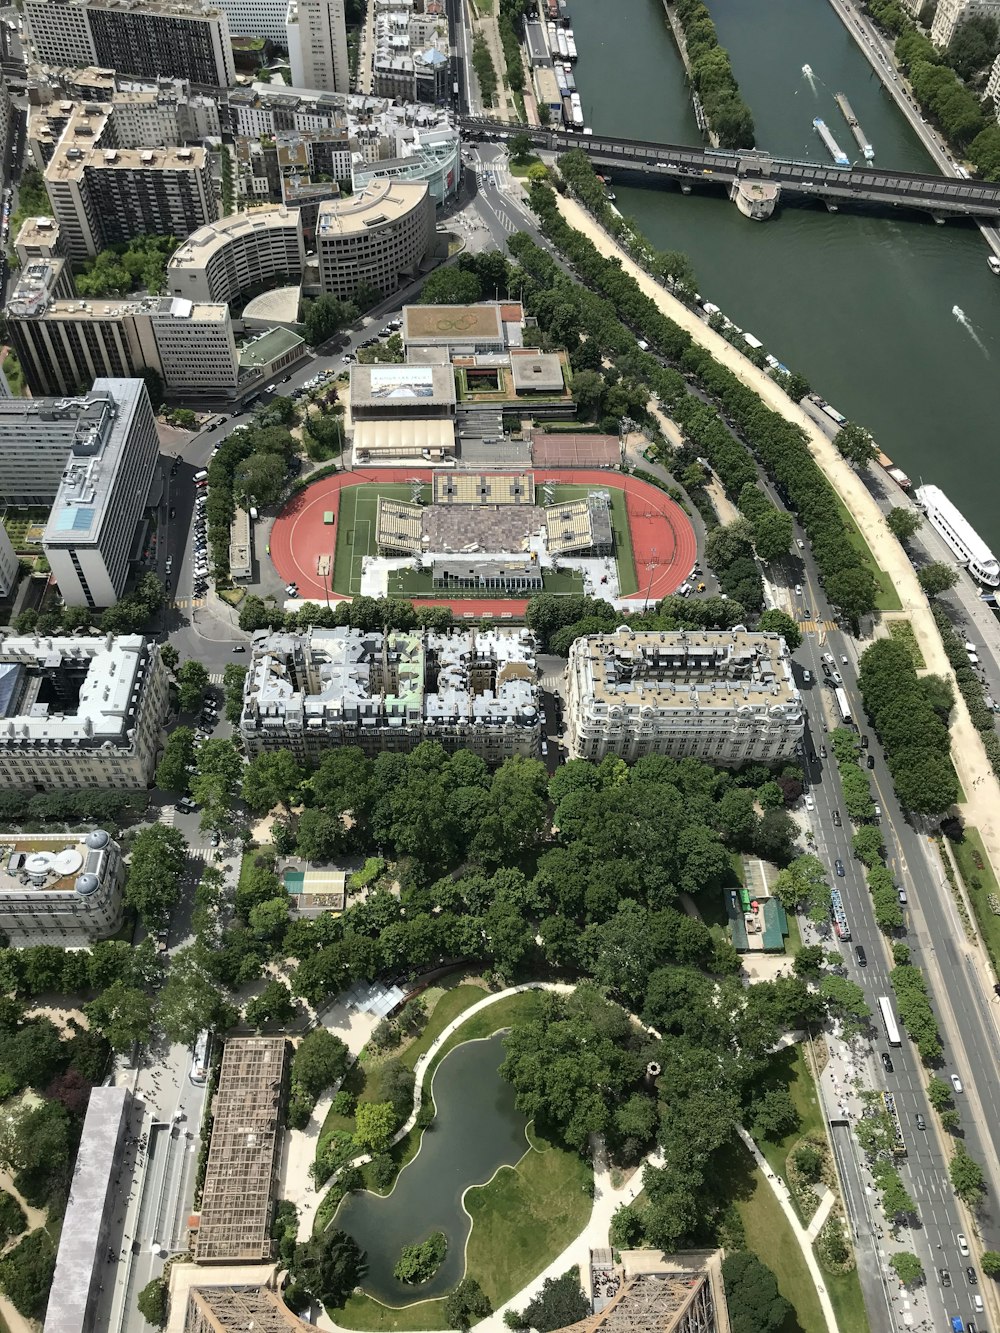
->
877;996;901;1047
835;686;853;726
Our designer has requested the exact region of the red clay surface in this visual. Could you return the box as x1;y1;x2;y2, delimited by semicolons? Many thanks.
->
270;469;697;617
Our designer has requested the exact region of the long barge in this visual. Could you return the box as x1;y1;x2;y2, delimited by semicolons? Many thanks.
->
834;92;874;160
813;117;850;168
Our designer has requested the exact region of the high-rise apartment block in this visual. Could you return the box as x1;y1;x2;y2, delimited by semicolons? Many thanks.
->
167;204;306;304
240;627;541;762
0;634;168;790
41;379;159;608
24;0;236;87
287;0;349;93
566;629;804;765
8;255;240;398
216;0;289;41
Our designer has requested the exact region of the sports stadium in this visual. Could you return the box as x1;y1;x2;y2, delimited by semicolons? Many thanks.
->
270;468;697;617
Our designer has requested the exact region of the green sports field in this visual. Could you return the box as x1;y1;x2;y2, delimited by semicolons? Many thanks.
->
332;481;634;599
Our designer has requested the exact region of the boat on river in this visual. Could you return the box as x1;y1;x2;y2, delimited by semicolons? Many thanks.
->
989;255;1000;275
813;117;850;168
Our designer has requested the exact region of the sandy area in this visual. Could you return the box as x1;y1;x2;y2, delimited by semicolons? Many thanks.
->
554;192;1000;882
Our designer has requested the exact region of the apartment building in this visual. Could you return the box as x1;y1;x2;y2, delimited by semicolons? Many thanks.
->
240;627;541;762
372;0;450;103
6;256;239;397
316;178;434;300
286;0;349;93
565;629;804;765
13;216;67;266
41;378;160;608
0;528;17;597
167;204;306;304
45;135;216;261
931;0;1000;43
0;828;125;944
0;73;11;196
0;634;168;790
24;0;236;87
214;0;289;41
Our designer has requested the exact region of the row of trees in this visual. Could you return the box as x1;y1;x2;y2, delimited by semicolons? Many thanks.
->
857;638;960;815
523;173;880;625
890;960;943;1064
472;32;497;106
674;0;756;148
11;571;166;639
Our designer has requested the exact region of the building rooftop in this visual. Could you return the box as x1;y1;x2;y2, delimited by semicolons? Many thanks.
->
0;632;155;748
168;205;300;271
510;350;565;394
14;215;61;251
238;326;305;371
43;1087;131;1333
349;361;455;410
0;829;116;896
29;0;227;18
42;380;150;548
402;301;503;345
195;1037;287;1263
316;177;427;238
570;630;802;715
46;140;206;182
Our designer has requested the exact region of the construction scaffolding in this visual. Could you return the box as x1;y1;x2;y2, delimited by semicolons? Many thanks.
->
194;1037;288;1263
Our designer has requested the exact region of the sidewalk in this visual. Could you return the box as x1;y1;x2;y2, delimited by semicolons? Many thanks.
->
551;192;1000;898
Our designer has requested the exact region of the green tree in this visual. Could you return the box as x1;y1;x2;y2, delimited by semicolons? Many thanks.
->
917;562;960;596
233;451;287;507
136;1276;168;1326
757;608;802;650
793;944;827;978
420;266;482;305
291;1230;366;1308
223;664;248;722
160;643;179;672
244;979;296;1030
158;945;236;1045
889;1252;924;1286
292;1027;349;1101
444;1277;492;1330
833;422;878;468
303;294;358;346
950;1142;987;1207
125;825;187;930
241;748;305;814
819;975;871;1038
0;1230;56;1319
85;981;153;1051
155;726;194;792
722;1251;790;1333
176;659;209;713
947;13;998;78
393;1232;447;1284
353;1100;397;1155
515;1270;590;1332
886;507;922;542
980;1250;1000;1277
508;132;533;162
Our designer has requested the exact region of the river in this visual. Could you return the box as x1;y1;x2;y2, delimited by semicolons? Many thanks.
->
568;0;1000;547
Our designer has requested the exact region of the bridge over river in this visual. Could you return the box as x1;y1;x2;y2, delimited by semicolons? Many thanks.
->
462;119;1000;221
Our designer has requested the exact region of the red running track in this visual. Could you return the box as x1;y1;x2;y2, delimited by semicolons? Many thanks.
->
270;469;697;617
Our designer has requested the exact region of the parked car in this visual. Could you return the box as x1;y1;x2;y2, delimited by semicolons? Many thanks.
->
867;754;875;770
952;1074;964;1094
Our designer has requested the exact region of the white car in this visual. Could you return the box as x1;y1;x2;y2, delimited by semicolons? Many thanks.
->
805;794;815;811
795;583;803;596
958;1234;970;1257
951;1074;964;1094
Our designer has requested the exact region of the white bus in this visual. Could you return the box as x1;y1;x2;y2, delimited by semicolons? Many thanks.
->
834;686;852;725
877;996;901;1047
190;1029;212;1085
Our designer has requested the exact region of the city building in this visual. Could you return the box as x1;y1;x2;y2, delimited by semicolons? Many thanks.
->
195;1037;288;1263
183;1285;305;1333
372;0;450;103
42;378;160;608
44;117;217;260
215;0;288;41
931;0;1000;43
0;828;125;944
24;0;236;87
565;629;804;765
0;379;152;505
240;627;541;762
229;506;251;581
167;205;306;304
7;261;241;398
352;122;459;205
286;0;349;93
315;178;435;301
350;360;456;463
13;215;68;265
401;301;518;354
0;72;11;197
0;632;168;791
0;527;18;597
43;1088;134;1333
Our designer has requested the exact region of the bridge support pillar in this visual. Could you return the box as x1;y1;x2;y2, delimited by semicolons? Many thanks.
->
730;178;780;220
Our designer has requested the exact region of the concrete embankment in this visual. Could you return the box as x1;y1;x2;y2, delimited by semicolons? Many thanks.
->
658;0;719;147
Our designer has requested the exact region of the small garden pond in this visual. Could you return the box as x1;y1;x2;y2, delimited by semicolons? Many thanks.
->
335;1032;528;1304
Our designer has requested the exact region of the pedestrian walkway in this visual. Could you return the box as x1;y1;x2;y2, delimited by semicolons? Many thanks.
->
736;1126;839;1333
806;1188;836;1242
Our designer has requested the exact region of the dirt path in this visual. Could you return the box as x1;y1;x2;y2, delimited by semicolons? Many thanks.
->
553;191;1000;885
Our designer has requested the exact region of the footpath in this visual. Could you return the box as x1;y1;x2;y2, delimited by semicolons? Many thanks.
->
550;192;1000;892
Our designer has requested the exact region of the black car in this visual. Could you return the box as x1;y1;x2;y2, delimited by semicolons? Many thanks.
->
861;734;869;748
967;1267;978;1284
169;506;176;519
880;1052;893;1073
855;945;867;966
866;754;875;769
835;858;845;877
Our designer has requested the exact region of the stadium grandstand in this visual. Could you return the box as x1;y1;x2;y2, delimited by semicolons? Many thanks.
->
432;558;543;591
545;492;614;557
432;472;535;505
376;498;424;555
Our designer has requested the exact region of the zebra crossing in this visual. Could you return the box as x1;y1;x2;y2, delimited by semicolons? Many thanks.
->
171;597;205;611
799;620;839;634
208;672;225;685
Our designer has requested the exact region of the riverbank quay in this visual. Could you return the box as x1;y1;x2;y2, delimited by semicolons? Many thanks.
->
823;0;1000;264
548;189;1000;884
659;0;718;147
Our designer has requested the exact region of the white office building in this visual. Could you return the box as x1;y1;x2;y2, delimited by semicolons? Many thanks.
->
0;389;133;505
287;0;349;93
0;829;125;944
216;0;288;41
0;527;18;597
0;634;168;790
316;178;434;301
566;629;804;765
42;379;160;609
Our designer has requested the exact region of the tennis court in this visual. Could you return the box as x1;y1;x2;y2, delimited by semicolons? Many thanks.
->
270;468;696;614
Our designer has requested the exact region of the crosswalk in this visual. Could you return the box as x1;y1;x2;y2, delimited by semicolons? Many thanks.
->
799;620;839;634
208;672;225;685
171;597;205;611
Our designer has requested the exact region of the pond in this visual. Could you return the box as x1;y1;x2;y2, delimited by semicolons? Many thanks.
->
335;1032;528;1305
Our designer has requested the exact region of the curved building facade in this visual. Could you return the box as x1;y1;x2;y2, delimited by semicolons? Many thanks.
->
167;204;306;304
316;178;434;302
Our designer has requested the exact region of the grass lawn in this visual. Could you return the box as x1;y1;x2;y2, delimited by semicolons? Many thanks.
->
785;911;803;956
333;483;431;596
334;1293;448;1331
509;155;542;176
951;826;1000;975
823;1265;869;1333
464;1124;591;1308
886;618;925;669
720;1138;825;1333
754;1045;824;1218
828;490;901;612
